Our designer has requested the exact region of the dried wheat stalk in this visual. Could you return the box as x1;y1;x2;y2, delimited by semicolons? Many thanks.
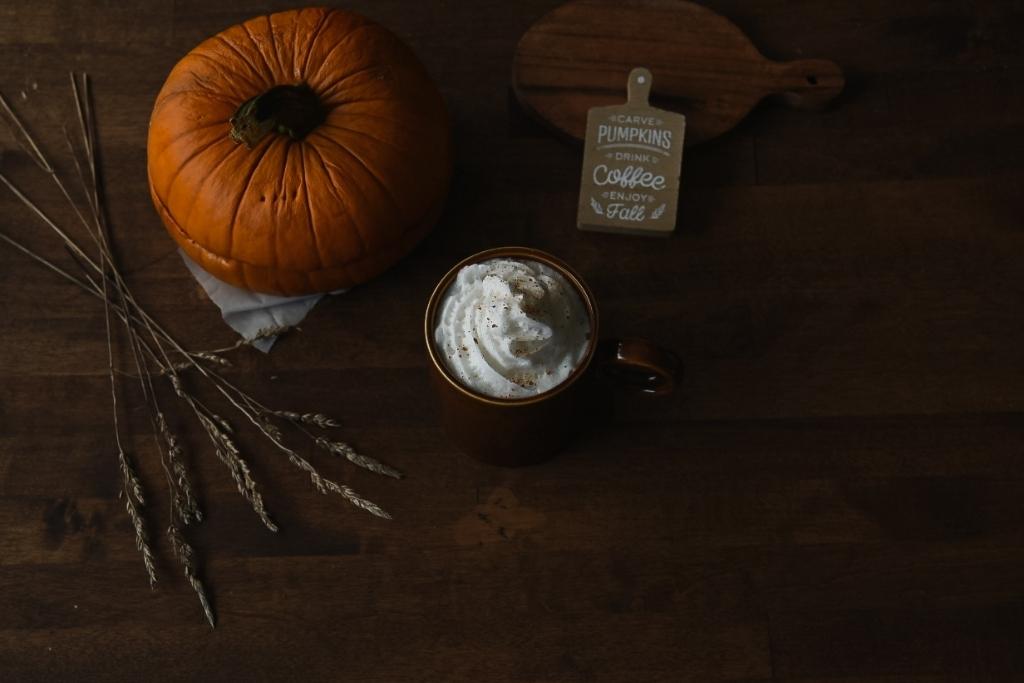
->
157;412;202;525
269;411;340;429
118;449;157;587
73;89;161;588
167;524;214;628
0;73;402;628
68;72;214;621
201;324;297;354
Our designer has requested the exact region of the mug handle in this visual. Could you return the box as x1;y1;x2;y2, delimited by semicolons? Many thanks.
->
597;338;680;396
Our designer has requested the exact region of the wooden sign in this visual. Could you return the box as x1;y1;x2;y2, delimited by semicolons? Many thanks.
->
577;68;685;236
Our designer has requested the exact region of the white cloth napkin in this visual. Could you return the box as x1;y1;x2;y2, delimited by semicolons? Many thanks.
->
180;250;344;352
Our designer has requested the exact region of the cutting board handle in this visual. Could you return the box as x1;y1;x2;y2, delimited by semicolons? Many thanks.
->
768;58;844;111
626;67;653;107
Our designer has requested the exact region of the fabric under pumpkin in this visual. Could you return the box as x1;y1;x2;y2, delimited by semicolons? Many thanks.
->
147;8;452;295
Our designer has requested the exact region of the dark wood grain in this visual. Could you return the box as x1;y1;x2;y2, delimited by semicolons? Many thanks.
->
513;0;845;144
1;1;1023;681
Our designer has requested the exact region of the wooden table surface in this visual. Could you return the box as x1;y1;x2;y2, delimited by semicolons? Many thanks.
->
2;1;1023;681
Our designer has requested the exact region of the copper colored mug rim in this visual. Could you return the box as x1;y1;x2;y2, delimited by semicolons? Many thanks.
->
424;246;600;407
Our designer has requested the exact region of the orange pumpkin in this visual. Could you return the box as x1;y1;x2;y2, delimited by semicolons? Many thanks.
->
147;8;452;295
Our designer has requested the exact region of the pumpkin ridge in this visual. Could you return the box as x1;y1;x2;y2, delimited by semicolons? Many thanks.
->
289;11;302;80
240;23;277;83
185;48;263;99
329;110;418;134
153;77;238;112
307;143;368;260
263;15;286;78
310;130;405;229
155;134;228;207
152;120;226;160
289;10;309;80
318;61;391;103
153;170;447;292
320;121;410;156
322;96;395;110
226;137;276;264
180;142;250;236
306;21;377;90
299;9;331;79
213;35;270;90
298;144;325;269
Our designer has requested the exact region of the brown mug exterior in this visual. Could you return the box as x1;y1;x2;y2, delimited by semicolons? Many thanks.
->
425;246;677;466
425;247;600;466
426;364;595;466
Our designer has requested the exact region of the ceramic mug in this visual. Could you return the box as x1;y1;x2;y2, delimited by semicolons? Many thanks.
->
424;246;679;466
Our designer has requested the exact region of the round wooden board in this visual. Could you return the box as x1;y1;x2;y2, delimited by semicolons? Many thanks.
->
512;0;844;145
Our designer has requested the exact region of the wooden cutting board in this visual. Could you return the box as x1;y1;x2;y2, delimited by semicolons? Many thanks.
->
512;0;844;146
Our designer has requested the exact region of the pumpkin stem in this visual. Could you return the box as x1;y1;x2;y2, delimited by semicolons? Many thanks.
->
229;84;325;148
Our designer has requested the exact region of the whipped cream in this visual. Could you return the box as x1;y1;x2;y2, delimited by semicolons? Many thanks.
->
434;258;591;399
